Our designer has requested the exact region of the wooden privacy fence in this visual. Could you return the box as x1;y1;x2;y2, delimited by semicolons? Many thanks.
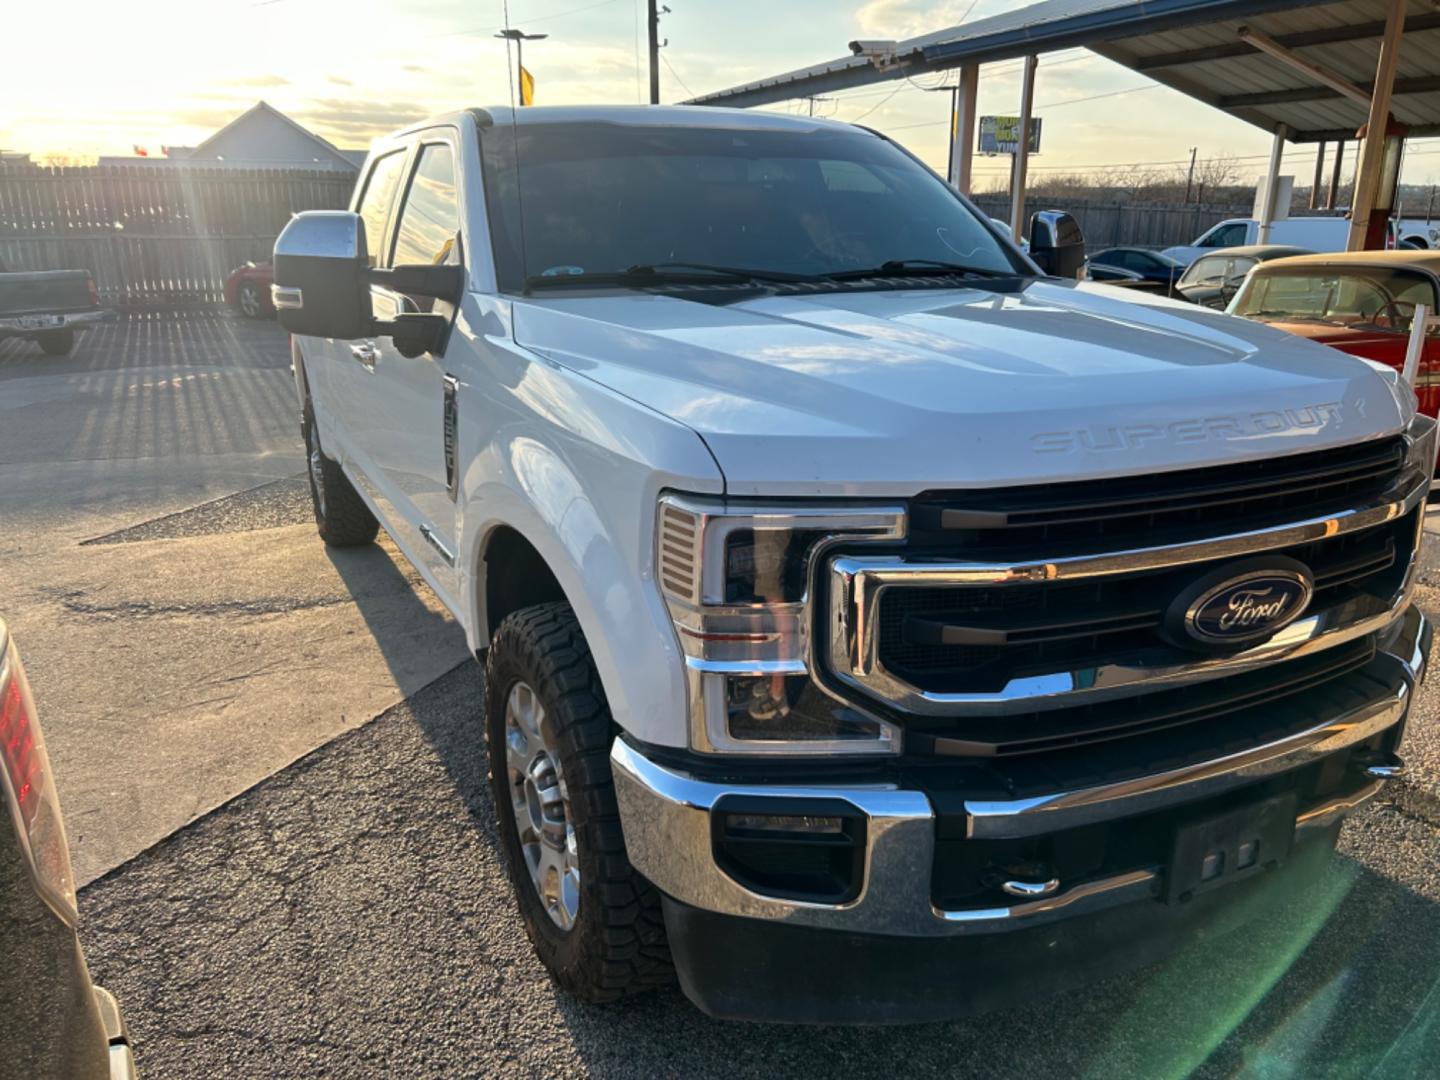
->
972;196;1253;250
0;164;356;309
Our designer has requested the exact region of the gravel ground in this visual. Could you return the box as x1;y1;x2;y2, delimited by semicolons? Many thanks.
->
80;662;1440;1080
84;475;313;545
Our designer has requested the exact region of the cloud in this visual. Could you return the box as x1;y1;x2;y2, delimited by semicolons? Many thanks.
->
402;64;427;74
172;105;252;128
853;0;987;40
227;74;290;89
290;99;431;142
326;74;354;87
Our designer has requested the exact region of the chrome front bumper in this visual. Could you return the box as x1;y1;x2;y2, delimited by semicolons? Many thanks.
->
613;605;1428;938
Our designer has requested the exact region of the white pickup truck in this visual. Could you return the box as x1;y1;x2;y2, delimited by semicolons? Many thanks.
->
1165;215;1439;266
272;106;1433;1023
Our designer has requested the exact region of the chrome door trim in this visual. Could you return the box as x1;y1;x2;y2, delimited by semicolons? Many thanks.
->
419;523;456;567
350;341;379;370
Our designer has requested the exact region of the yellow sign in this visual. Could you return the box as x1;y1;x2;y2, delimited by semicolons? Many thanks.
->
520;66;535;107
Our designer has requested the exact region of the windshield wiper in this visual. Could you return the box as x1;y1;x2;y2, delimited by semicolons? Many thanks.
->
525;262;815;291
1245;310;1345;325
625;262;818;283
825;259;1016;282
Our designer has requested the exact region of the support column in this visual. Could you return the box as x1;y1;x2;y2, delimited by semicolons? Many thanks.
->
1310;141;1326;209
1327;139;1345;209
1258;125;1288;244
950;64;978;196
1010;54;1038;242
1348;0;1406;251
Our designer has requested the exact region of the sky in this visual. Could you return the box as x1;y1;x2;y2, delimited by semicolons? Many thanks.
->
3;0;1437;190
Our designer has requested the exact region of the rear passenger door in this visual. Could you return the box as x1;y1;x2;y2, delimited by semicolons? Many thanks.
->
355;133;465;600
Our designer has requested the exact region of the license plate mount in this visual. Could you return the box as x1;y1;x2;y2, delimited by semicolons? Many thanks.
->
1165;792;1297;904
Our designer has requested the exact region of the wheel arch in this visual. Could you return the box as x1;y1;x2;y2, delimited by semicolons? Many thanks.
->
474;523;567;653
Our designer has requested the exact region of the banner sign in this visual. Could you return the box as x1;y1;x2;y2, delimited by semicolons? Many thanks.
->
979;115;1042;155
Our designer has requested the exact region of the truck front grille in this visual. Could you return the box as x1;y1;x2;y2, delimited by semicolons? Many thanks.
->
878;515;1405;694
824;439;1425;729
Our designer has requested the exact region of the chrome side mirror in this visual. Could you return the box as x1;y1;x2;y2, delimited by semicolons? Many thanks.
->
1029;210;1086;279
272;211;371;340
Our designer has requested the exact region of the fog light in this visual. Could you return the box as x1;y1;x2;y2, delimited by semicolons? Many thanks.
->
712;796;866;903
723;813;845;835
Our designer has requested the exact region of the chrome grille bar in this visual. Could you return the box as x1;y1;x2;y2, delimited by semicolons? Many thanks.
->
825;472;1427;716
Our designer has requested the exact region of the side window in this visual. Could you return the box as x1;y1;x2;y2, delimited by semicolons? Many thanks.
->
1189;256;1228;285
392;143;462;268
356;151;408;267
1200;223;1243;248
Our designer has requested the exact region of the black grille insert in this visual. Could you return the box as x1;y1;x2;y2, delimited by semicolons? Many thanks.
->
904;637;1376;759
877;512;1411;694
910;436;1407;556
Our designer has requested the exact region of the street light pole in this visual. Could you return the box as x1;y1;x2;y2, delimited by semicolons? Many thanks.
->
495;28;549;106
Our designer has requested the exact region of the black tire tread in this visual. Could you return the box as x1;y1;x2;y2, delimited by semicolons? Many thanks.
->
486;602;673;1002
302;401;378;547
36;328;74;356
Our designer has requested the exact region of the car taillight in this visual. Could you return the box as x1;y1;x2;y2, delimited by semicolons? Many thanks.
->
0;630;78;924
87;275;100;307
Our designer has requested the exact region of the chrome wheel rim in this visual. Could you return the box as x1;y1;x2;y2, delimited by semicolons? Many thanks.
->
307;428;327;518
239;284;260;317
504;680;580;931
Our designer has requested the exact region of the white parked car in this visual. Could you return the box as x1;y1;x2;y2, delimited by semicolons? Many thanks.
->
271;105;1431;1024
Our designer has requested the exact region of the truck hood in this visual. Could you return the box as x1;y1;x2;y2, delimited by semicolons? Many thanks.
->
511;279;1411;496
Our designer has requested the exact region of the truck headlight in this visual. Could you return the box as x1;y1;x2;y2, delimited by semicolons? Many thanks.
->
657;495;905;755
1404;412;1437;480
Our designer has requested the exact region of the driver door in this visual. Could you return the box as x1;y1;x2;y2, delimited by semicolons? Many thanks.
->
350;134;465;603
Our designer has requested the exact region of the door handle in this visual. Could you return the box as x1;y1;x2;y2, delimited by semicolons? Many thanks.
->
350;342;379;369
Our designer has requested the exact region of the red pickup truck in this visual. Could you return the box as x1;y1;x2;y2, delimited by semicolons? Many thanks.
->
1229;251;1440;421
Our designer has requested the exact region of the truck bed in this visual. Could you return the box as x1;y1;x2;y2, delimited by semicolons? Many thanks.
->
0;271;94;317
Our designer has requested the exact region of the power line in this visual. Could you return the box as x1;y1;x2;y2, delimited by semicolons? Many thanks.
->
831;50;1093;102
517;0;625;26
849;83;907;123
660;51;695;99
884;82;1160;131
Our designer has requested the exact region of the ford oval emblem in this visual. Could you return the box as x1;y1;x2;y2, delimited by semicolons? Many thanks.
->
1165;557;1314;650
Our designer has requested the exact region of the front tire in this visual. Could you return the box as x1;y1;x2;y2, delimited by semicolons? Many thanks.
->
302;402;378;546
485;602;673;1002
36;328;74;356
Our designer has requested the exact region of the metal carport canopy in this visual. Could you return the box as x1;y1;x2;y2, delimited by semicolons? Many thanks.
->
682;0;1440;143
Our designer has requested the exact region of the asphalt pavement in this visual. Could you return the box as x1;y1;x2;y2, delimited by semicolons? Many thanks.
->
4;313;1440;1077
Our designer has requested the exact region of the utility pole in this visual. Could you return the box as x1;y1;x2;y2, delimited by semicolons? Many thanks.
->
1310;140;1326;209
1183;147;1197;203
1327;139;1345;209
648;1;670;105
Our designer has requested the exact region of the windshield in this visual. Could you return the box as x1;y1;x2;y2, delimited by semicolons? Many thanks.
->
1232;266;1438;332
479;120;1025;290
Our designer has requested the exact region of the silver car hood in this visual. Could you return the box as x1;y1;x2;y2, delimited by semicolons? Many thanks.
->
511;278;1411;496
